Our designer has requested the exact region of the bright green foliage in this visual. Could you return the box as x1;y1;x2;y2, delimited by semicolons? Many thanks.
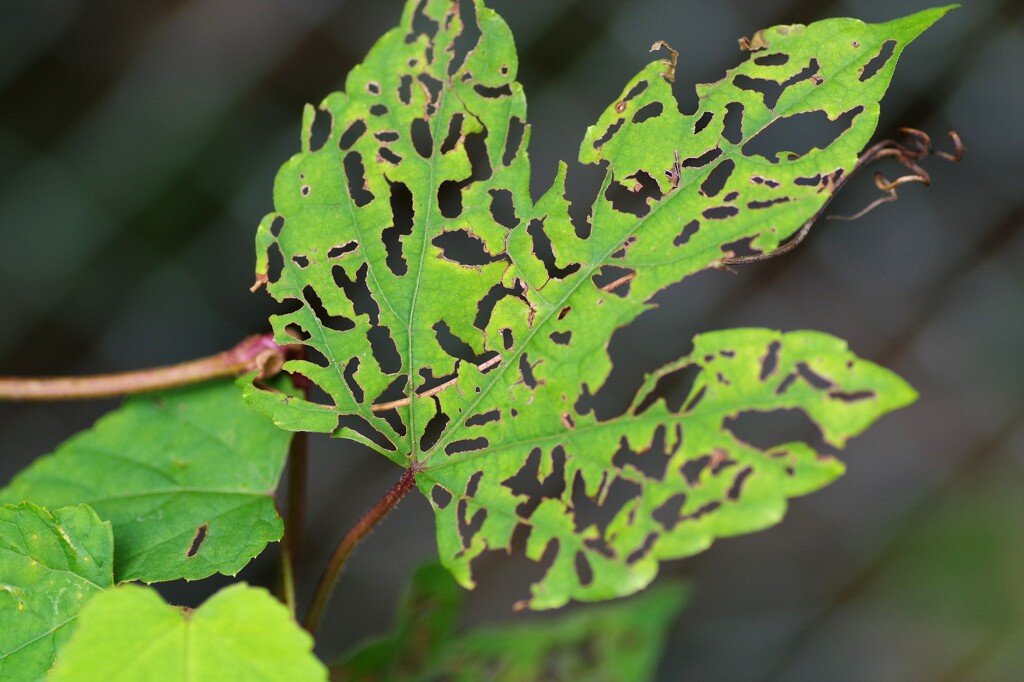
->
0;503;113;682
335;562;686;681
0;381;292;583
47;583;327;682
249;0;945;607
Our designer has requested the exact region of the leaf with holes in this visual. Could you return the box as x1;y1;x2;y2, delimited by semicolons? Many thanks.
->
247;0;943;608
0;381;292;583
0;503;113;681
333;561;686;682
47;583;327;681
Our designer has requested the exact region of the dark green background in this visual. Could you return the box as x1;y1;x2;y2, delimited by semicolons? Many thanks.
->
1;1;1021;679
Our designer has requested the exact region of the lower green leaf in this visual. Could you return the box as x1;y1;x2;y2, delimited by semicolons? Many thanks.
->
334;562;687;682
0;380;293;583
47;583;327;682
0;503;113;682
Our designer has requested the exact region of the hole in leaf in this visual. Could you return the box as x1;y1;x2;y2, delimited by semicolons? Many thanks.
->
592;119;624;149
376;130;399;143
446;437;488;456
653;493;688;531
378;147;402;165
519;354;538;388
474;279;527;331
743;106;862;162
186;524;208;558
440;113;465;154
500;328;514;350
700;159;735;198
626;533;658;564
682;147;722;169
411;118;433;157
575;551;594;586
447;0;480;76
420;398;451;452
673;219;700;247
829;389;875;402
406;0;440;42
550;331;572;346
343;152;374;207
343;357;364;403
754;52;789;66
292;254;309;269
383;181;414;276
748;197;791;210
720;235;760;258
693;110;714;134
527;219;581;281
503;117;526;166
860;40;897;81
571;472;641;539
611;425;678;480
605;171;661;218
370;104;388;117
591;265;634;297
725;408;831;453
308;107;332;151
333;263;379;324
433;320;491;365
328;242;358;259
489;189;519;228
437;180;463;218
433;229;495;266
303;286;354;332
337;414;396;451
635;364;700;415
703;205;739;220
339;119;367;151
465;130;493;182
632;101;663;124
760;340;781;380
721;102;743;144
368;325;402;374
418;73;444;115
502;447;568;519
474;83;512;98
432;485;452;509
726;466;754;500
398;74;413;104
466;409;500;427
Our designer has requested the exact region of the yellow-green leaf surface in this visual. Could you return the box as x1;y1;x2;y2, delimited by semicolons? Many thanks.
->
250;0;944;607
47;583;327;682
0;381;291;583
0;503;113;682
334;562;686;682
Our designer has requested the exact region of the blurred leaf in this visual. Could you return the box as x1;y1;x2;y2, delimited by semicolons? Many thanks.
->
248;0;941;608
334;562;687;682
0;503;113;682
0;380;291;583
47;583;327;682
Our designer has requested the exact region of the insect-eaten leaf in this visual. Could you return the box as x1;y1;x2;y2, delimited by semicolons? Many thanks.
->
248;0;944;607
46;583;327;682
333;561;687;682
0;380;292;583
0;503;114;681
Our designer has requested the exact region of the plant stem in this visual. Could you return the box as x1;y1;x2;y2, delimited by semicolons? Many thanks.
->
303;468;417;634
0;334;289;401
285;427;309;585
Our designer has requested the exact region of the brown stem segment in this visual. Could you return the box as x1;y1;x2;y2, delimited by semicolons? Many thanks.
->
0;334;290;401
303;468;417;634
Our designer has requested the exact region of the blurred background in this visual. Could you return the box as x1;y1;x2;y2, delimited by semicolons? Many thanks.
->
1;0;1021;679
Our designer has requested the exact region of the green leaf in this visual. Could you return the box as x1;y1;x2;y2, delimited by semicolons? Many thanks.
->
46;583;327;682
0;381;292;583
0;503;114;682
334;562;687;682
249;0;943;607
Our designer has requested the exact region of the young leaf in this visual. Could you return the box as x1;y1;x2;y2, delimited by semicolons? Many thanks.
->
334;562;687;682
0;503;113;681
0;380;291;583
249;0;942;607
47;583;327;681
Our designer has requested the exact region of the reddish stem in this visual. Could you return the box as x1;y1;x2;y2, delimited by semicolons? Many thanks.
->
303;468;417;634
0;334;289;401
